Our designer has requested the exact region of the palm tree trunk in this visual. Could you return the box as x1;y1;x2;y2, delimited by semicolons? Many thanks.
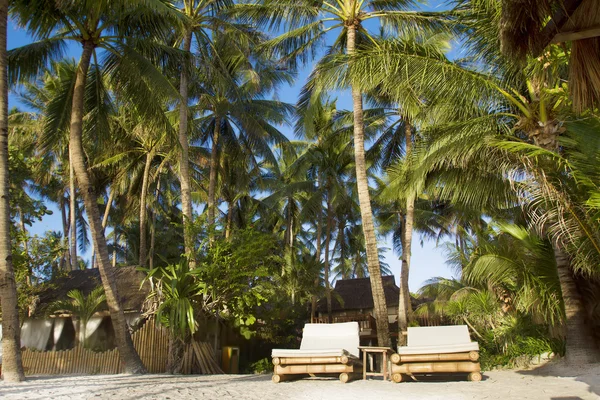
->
178;30;195;265
112;231;118;268
69;158;77;270
93;187;115;269
207;116;220;236
398;121;414;346
149;179;160;270
324;190;333;323
69;41;146;373
310;199;322;322
346;23;390;347
139;150;153;267
554;247;599;363
18;207;32;286
0;0;25;380
533;121;600;363
60;197;69;271
101;187;115;232
225;200;234;240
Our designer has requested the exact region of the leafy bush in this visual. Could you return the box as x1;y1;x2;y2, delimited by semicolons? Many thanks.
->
248;358;272;374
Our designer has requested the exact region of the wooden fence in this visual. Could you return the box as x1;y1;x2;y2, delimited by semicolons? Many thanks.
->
22;319;169;375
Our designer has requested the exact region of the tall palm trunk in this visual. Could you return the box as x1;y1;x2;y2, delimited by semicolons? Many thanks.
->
346;22;390;347
69;41;146;373
69;158;77;270
139;150;153;267
398;121;414;345
178;30;195;264
225;200;234;240
101;187;115;232
207;116;220;236
149;179;161;270
337;219;347;279
554;249;599;363
0;0;25;381
60;197;69;270
324;189;333;322
534;120;599;363
310;197;323;322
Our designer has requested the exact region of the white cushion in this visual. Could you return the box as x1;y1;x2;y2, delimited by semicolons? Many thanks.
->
407;325;472;347
271;348;352;358
272;322;361;358
300;322;360;357
397;342;479;355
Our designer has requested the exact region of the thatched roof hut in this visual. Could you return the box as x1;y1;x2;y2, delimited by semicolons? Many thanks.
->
500;0;600;111
34;266;149;317
316;276;425;313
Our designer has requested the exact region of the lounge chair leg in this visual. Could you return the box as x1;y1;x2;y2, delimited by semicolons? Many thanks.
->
468;372;482;382
391;373;404;383
339;372;360;383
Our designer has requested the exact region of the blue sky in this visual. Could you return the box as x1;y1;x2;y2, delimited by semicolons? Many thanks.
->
7;2;457;290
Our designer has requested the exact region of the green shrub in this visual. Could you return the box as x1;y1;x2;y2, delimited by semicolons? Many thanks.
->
249;358;272;374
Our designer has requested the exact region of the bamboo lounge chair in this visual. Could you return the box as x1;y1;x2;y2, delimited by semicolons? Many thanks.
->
390;325;482;383
271;322;362;383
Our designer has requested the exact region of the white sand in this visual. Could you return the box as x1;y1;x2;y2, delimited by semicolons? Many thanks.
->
1;365;599;400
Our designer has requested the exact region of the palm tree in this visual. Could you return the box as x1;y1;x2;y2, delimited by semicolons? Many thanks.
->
174;0;258;259
190;31;293;237
0;0;25;382
49;287;107;348
9;0;183;373
241;0;445;346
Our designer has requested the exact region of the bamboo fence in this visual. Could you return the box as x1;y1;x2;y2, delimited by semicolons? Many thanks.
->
20;320;221;376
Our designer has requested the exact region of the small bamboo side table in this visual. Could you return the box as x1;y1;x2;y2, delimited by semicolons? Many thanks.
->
358;346;394;381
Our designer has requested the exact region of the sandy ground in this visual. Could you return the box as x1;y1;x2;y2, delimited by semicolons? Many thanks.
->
1;365;599;400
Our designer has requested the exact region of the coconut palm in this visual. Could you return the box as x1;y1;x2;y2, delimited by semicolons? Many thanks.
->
173;0;261;260
0;0;25;382
48;286;107;348
190;30;294;236
236;0;449;347
8;0;185;373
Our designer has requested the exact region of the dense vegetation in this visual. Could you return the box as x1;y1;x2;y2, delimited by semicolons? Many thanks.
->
0;0;599;381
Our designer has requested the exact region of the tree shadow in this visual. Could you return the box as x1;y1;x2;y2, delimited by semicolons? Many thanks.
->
517;362;600;398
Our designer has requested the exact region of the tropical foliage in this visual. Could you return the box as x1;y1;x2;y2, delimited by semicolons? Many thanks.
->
1;0;599;381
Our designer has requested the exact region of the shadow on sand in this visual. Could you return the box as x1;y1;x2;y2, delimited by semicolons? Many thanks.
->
517;361;600;399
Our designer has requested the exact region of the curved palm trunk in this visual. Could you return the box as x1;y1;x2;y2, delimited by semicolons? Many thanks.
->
207;117;220;237
324;190;333;322
533;121;600;363
178;31;195;265
555;245;599;363
69;41;145;374
0;0;25;380
398;121;414;345
347;23;390;347
139;150;153;267
69;158;77;270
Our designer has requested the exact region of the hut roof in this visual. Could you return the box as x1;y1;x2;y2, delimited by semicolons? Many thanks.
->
500;0;600;111
34;266;149;317
316;276;424;312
